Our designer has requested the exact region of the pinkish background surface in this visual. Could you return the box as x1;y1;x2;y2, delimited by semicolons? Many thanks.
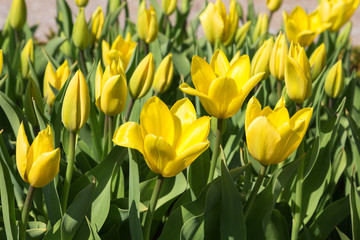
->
0;0;359;45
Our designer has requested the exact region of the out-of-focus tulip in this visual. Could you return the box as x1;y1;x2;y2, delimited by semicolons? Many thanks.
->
16;123;60;187
21;38;34;79
129;53;155;99
113;96;211;177
153;54;174;94
180;50;265;119
75;0;88;7
43;60;70;106
325;60;344;98
72;8;89;50
0;50;3;76
235;21;251;49
283;6;329;46
267;0;282;12
181;0;190;13
199;0;238;46
109;0;121;12
270;33;288;81
336;22;352;48
245;96;313;165
137;1;159;44
251;38;274;78
90;6;105;44
319;0;359;32
285;42;312;103
10;0;27;30
309;43;327;80
162;0;177;15
252;13;268;43
62;70;90;132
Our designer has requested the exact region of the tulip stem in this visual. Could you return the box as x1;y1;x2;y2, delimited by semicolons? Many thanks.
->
79;50;88;76
61;132;77;214
143;174;164;240
244;165;267;219
124;98;135;122
277;81;282;100
328;98;334;109
19;185;35;240
107;115;113;153
207;118;223;184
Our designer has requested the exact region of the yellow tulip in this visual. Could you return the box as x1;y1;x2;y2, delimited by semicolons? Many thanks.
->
325;60;344;98
251;37;274;78
234;21;251;49
153;53;174;94
129;53;155;99
162;0;177;15
0;49;3;76
180;49;265;119
137;1;159;44
252;13;268;43
72;8;89;50
283;6;329;46
62;70;90;133
199;0;238;46
16;123;60;187
113;96;211;177
270;33;288;81
267;0;282;12
21;38;34;79
319;0;359;32
10;0;27;30
309;43;327;81
75;0;88;7
285;42;312;103
43;60;70;106
245;96;313;165
90;6;105;44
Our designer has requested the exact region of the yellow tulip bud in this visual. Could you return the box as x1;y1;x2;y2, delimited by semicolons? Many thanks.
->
180;49;264;119
16;123;60;187
90;6;105;44
10;0;27;30
162;0;177;15
251;38;274;78
129;53;155;99
0;49;3;76
270;33;288;81
325;60;344;99
153;54;174;94
62;70;90;132
21;38;34;79
234;21;251;49
252;13;268;43
72;8;89;50
137;1;159;44
75;0;88;7
245;96;313;165
309;43;327;81
285;42;312;103
266;0;282;12
113;96;211;177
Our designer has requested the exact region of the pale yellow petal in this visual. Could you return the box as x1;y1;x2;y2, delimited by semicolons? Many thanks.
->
191;56;216;95
210;50;230;77
113;122;144;155
100;75;127;116
16;122;30;182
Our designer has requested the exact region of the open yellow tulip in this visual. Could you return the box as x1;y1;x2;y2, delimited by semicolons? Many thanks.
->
245;97;313;165
113;96;211;177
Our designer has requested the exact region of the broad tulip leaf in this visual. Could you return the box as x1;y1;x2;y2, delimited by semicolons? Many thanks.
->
43;180;62;227
350;180;360;240
264;209;290;240
0;91;23;136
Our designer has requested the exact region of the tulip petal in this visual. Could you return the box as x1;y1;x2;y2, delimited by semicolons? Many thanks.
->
191;56;216;95
263;107;290;128
113;122;144;155
100;75;127;116
296;31;317;49
102;40;110;66
95;61;103;110
240;72;265;101
226;55;251;89
210;50;230;77
16;122;30;182
289;6;309;32
245;97;262;132
179;83;210;99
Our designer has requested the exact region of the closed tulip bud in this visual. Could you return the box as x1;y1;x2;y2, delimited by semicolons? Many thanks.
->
251;38;274;78
90;6;105;44
72;8;89;50
0;50;3;76
245;97;313;165
336;22;352;48
235;21;251;49
62;70;90;132
75;0;88;7
285;42;312;103
59;32;73;59
252;13;268;43
162;0;177;15
181;0;190;13
267;0;282;12
325;60;344;98
16;123;60;187
109;0;121;12
10;0;27;30
129;53;155;99
153;54;174;94
270;33;288;81
21;38;34;79
309;43;326;81
137;1;159;44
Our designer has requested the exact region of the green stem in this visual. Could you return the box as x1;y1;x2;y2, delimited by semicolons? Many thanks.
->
107;115;113;153
79;50;88;76
244;165;267;219
124;98;135;122
277;81;282;100
143;174;164;240
144;41;149;56
328;98;334;109
207;118;223;184
268;11;274;25
19;186;35;240
61;132;77;214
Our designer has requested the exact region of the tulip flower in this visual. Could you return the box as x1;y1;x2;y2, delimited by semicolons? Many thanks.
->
285;42;312;103
153;53;174;94
10;0;27;30
245;96;313;165
16;123;60;187
162;0;177;15
235;21;251;49
72;8;89;50
270;33;288;81
319;0;359;32
113;96;211;177
129;53;155;99
90;6;105;44
21;38;34;79
325;60;344;98
62;70;90;133
180;49;264;119
137;1;159;44
252;13;268;43
43;60;70;106
75;0;88;7
251;37;274;78
199;0;238;46
0;49;3;76
309;43;327;81
267;0;282;12
283;6;329;46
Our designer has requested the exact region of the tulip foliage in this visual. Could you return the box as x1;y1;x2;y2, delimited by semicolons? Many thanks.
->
0;0;360;239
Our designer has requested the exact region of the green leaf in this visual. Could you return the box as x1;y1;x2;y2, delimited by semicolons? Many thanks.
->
27;221;47;238
100;3;126;40
43;180;62;227
265;209;290;240
57;0;73;37
188;149;210;197
350;179;360;239
173;52;191;79
0;91;23;136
